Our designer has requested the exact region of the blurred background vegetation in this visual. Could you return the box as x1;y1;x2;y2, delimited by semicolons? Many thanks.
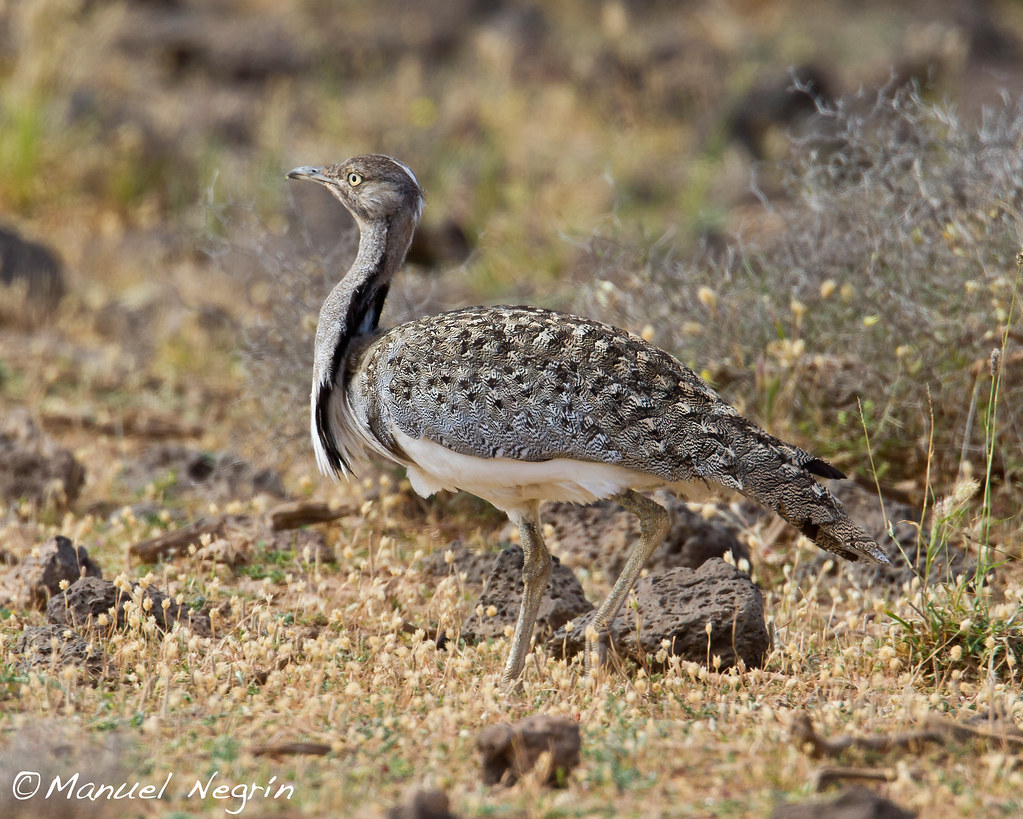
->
0;0;1020;535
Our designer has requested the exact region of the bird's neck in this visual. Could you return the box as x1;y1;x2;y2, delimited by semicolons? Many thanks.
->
310;212;417;477
314;214;415;380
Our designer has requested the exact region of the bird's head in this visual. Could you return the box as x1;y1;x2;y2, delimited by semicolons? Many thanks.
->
287;154;423;227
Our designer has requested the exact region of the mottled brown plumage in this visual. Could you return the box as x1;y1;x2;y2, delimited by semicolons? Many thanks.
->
288;154;888;684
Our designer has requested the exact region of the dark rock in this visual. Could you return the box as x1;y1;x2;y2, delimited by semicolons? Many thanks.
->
772;787;916;819
729;64;835;160
387;786;458;819
477;714;581;787
462;546;593;644
9;536;103;609
538;492;749;580
118;443;287;501
0;224;66;314
419;541;499;588
958;1;1022;64
0;409;85;507
47;576;212;637
406;219;472;268
791;482;977;591
549;559;769;671
16;624;107;680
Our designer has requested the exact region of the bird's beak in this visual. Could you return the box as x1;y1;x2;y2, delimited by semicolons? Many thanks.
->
286;166;331;184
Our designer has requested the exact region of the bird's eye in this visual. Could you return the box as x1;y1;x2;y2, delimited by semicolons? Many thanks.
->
347;172;363;186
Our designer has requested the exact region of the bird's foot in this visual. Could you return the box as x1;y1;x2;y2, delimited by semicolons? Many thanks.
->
500;657;525;693
500;673;525;696
583;623;611;682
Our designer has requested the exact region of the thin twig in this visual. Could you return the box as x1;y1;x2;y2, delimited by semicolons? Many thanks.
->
791;712;1023;761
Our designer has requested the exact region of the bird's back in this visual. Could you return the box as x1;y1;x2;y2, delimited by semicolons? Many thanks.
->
345;304;885;563
353;306;799;480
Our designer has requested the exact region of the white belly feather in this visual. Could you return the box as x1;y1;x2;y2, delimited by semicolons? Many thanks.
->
392;428;671;515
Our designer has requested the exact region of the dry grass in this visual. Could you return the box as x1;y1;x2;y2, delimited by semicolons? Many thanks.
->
1;475;1022;817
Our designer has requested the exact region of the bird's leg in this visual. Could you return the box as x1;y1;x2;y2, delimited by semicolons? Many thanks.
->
502;501;553;685
586;490;670;675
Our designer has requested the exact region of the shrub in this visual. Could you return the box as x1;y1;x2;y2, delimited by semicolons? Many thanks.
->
577;84;1022;502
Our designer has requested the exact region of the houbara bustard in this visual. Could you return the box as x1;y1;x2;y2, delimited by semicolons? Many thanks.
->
287;154;888;684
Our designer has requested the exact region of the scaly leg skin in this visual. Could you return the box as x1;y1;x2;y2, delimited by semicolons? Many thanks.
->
585;490;670;676
501;501;553;687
